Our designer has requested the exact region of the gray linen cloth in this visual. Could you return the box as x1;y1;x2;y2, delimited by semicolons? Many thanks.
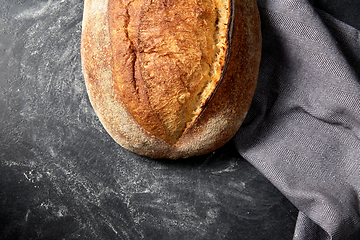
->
235;0;360;239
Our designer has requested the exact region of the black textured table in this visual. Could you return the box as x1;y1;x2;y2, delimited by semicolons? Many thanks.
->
0;0;358;239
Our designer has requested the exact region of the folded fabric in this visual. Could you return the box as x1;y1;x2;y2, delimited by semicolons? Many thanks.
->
235;0;360;239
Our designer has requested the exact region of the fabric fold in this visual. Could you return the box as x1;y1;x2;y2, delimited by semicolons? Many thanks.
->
235;0;360;239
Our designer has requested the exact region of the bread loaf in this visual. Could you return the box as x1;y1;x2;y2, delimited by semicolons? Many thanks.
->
81;0;261;159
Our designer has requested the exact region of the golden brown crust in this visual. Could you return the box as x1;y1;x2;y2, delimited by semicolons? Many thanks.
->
108;0;227;144
81;0;261;159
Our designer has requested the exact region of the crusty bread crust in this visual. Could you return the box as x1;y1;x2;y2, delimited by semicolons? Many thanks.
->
81;0;261;159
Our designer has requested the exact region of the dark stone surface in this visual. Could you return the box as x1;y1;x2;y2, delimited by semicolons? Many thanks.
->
2;0;357;239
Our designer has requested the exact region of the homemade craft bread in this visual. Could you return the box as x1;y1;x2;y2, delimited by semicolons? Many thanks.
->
81;0;261;159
